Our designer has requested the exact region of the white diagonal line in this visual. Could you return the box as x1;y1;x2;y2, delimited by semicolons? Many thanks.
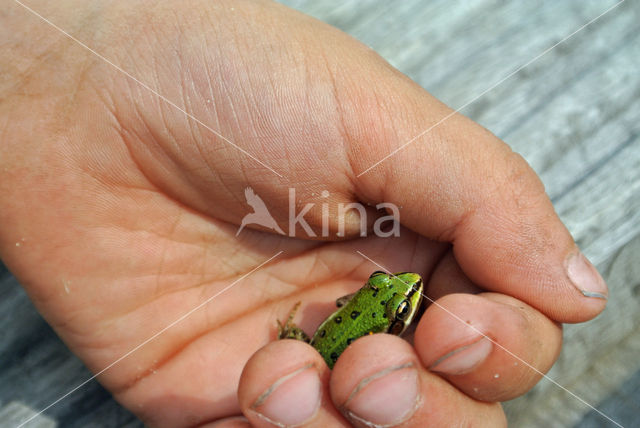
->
16;251;283;428
13;0;284;178
356;250;624;428
357;0;625;178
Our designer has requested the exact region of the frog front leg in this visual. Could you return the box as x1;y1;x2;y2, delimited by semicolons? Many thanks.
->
277;301;311;342
335;292;356;308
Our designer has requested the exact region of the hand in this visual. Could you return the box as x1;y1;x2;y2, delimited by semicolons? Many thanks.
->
0;1;607;427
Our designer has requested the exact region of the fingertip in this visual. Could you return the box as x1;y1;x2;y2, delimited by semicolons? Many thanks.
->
238;340;325;426
415;293;562;402
331;334;421;427
239;339;350;427
451;192;609;321
331;334;505;426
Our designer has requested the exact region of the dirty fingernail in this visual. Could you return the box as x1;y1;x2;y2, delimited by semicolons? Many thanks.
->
343;362;419;427
252;364;321;426
430;336;493;375
566;251;608;299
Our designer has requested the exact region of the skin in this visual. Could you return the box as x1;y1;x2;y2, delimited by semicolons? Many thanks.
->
0;1;607;427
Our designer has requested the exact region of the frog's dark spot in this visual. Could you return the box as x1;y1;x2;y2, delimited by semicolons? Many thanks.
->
330;352;339;362
371;312;377;318
334;316;342;324
350;311;361;320
382;313;388;318
380;300;386;306
319;329;326;338
346;337;355;345
372;289;379;297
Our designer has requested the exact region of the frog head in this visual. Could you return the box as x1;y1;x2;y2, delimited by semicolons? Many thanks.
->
385;272;423;335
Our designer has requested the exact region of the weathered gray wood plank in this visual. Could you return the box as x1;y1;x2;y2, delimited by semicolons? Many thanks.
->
0;402;55;428
578;366;640;427
0;266;143;428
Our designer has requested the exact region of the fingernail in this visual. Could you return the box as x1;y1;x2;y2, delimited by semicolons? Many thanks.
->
565;251;608;299
430;337;493;375
252;364;321;426
343;362;419;427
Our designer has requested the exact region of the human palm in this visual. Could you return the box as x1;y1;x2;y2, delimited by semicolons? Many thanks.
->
0;1;608;427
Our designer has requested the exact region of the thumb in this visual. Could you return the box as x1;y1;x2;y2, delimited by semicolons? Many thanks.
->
345;84;607;323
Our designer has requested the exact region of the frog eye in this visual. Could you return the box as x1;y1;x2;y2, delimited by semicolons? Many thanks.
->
395;299;411;320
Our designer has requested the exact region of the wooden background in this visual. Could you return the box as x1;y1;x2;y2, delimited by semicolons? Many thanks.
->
1;0;638;426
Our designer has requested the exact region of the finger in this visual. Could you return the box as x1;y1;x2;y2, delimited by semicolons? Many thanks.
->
426;249;482;299
414;292;562;402
238;339;350;427
347;93;608;322
330;334;505;427
200;416;251;428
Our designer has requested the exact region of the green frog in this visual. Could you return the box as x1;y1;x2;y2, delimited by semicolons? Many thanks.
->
278;271;424;368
